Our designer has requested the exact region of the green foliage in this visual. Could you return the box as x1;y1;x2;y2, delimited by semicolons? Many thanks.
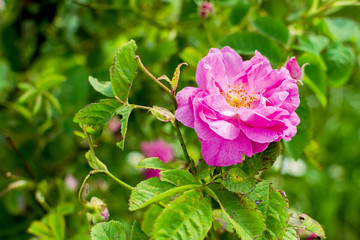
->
222;167;255;194
252;16;289;45
244;142;282;175
74;99;121;135
248;181;289;239
130;221;149;240
296;35;330;55
324;43;355;87
211;188;266;240
91;220;126;240
141;204;163;235
2;1;359;239
298;53;327;107
110;40;138;103
289;210;326;239
89;76;114;98
160;169;201;186
153;190;212;240
137;157;174;171
116;104;134;150
129;177;198;211
27;213;66;240
324;17;359;43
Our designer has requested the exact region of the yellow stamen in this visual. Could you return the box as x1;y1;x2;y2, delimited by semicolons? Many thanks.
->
222;83;258;108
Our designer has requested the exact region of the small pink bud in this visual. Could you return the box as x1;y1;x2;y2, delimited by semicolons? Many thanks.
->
286;57;301;80
199;2;214;19
108;117;121;133
101;207;109;221
65;174;79;191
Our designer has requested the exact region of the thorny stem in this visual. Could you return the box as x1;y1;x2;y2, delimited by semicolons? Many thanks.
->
135;56;194;171
78;170;134;210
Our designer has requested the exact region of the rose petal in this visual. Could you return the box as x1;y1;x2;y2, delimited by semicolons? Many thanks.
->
175;87;202;128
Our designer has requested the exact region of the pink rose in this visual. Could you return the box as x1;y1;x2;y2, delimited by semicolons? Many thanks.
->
140;139;174;178
175;47;300;166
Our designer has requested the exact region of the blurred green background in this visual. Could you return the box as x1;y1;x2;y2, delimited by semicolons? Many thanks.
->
0;0;359;239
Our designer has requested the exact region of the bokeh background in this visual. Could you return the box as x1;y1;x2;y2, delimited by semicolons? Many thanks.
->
1;0;359;239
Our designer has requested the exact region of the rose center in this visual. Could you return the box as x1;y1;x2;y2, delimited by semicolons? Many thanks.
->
222;83;258;108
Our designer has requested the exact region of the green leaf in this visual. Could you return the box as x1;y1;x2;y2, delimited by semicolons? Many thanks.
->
73;99;122;135
18;88;37;103
8;102;33;121
323;43;355;88
33;94;43;115
110;40;138;103
298;53;327;107
195;160;216;180
222;167;255;194
36;75;66;91
252;16;289;44
153;190;212;240
205;187;265;240
244;141;282;175
171;62;187;93
141;204;163;235
116;104;134;150
324;17;359;43
220;32;283;64
248;181;289;239
89;76;114;98
284;95;311;159
27;221;53;238
283;228;299;240
129;177;199;211
55;202;75;215
212;209;234;233
49;213;65;240
160;169;201;186
179;47;203;67
131;220;149;240
91;220;126;240
229;1;250;25
288;210;326;239
137;157;173;171
296;35;329;55
43;92;62;114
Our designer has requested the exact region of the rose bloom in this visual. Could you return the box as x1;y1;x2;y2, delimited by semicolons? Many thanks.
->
140;139;174;178
175;47;300;166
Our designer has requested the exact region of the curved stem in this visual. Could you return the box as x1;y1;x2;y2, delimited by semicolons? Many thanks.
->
78;170;134;209
78;172;92;210
135;56;172;95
